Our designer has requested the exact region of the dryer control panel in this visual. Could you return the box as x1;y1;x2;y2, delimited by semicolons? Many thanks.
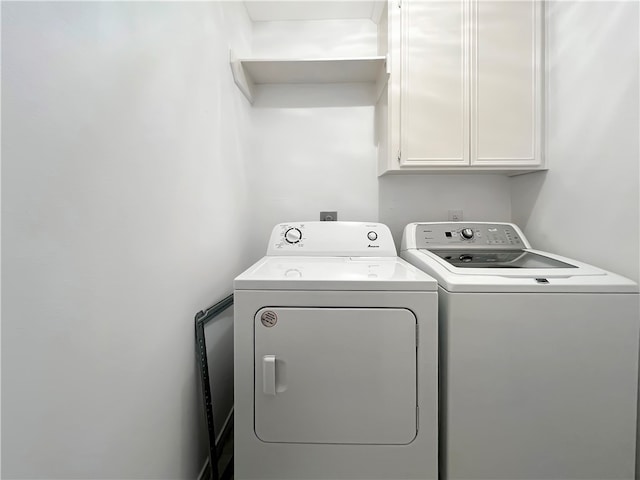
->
407;222;530;250
267;222;397;257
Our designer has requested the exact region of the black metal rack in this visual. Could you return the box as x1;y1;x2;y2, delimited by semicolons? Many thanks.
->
195;294;234;480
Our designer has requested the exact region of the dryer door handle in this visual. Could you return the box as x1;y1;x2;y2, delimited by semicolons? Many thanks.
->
263;355;277;396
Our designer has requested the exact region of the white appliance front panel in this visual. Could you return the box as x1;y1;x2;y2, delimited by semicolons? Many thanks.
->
440;291;639;479
234;289;438;480
254;307;417;445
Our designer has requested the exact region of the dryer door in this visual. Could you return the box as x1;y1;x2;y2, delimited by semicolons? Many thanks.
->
254;307;418;444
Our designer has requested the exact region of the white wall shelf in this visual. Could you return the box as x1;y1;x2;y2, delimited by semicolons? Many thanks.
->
230;51;388;104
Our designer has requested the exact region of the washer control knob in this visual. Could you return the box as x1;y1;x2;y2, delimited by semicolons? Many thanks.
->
460;228;474;240
367;231;378;241
284;228;302;244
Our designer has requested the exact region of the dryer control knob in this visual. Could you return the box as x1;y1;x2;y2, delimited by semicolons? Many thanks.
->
284;228;302;244
460;228;474;240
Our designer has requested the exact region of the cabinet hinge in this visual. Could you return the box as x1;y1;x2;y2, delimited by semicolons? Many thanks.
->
397;150;402;162
397;0;402;8
416;324;419;348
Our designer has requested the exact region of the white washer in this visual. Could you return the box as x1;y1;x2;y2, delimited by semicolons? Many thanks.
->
234;221;438;480
401;221;639;480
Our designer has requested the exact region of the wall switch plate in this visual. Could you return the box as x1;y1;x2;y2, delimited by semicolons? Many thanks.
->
448;209;463;221
320;211;338;221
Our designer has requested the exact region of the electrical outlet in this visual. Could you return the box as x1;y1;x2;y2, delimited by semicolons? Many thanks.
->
320;211;338;221
448;209;463;222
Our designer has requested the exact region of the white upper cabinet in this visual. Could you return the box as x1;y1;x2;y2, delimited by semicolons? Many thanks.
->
379;0;545;175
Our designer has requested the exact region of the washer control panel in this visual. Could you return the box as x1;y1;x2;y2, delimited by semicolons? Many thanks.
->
267;222;397;257
414;222;526;250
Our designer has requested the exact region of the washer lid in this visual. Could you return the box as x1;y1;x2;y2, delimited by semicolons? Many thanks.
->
401;249;638;293
430;249;577;269
234;256;437;291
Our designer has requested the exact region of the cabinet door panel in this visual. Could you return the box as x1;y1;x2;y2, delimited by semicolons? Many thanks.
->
401;0;469;166
473;0;541;165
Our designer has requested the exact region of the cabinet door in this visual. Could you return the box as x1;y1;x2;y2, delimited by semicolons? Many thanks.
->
254;307;418;444
472;0;542;166
400;0;470;166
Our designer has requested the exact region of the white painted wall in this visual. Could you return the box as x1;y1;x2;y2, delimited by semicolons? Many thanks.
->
245;18;381;250
379;175;512;247
1;2;252;478
511;1;639;282
248;100;379;251
252;18;378;58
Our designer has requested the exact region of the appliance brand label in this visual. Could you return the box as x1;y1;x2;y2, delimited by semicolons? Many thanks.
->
261;311;277;327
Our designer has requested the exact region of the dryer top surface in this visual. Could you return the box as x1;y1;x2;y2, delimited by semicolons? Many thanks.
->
234;256;437;291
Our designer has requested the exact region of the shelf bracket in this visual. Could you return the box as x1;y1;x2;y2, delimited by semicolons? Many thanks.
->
229;49;255;104
374;55;391;104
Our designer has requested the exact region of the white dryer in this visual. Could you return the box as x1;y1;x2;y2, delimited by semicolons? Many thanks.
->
401;221;639;480
234;222;438;480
